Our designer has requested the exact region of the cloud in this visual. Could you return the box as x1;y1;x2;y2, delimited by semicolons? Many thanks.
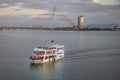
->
0;5;49;16
0;3;9;8
98;0;120;5
0;0;120;26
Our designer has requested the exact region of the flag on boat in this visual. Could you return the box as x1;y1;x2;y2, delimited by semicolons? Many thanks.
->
51;40;54;43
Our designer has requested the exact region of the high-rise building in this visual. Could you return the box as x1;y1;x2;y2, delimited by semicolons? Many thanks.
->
78;15;84;29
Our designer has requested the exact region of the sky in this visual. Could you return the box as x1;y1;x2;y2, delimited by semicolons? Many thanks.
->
0;0;120;27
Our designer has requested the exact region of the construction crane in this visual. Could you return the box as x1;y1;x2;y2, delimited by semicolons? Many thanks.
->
22;1;79;29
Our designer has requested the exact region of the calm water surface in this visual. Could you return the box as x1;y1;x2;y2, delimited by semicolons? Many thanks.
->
0;30;120;80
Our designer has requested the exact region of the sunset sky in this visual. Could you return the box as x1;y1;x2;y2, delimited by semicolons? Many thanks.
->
0;0;120;27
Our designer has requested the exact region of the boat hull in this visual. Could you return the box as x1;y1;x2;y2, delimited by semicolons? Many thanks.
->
31;55;64;64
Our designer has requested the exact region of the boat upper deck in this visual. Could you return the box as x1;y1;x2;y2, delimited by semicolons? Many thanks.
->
34;45;64;51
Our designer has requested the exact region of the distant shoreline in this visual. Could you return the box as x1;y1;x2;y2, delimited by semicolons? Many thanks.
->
0;27;120;31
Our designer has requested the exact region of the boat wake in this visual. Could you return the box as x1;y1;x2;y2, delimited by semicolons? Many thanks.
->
64;48;120;61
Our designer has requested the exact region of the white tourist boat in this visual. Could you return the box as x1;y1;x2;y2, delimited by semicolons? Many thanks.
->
29;41;64;64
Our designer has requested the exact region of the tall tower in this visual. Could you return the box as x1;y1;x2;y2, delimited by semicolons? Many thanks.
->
78;15;84;29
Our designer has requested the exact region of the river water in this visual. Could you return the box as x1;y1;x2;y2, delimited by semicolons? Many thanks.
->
0;30;120;80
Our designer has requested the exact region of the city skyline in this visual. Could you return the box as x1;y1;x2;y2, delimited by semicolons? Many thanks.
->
0;0;120;27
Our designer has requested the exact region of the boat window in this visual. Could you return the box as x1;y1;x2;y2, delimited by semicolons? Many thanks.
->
46;51;51;54
45;57;48;59
53;50;55;53
40;57;43;60
34;51;45;55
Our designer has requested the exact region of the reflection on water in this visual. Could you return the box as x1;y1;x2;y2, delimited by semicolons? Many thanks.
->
30;62;55;73
29;62;56;80
29;59;64;80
